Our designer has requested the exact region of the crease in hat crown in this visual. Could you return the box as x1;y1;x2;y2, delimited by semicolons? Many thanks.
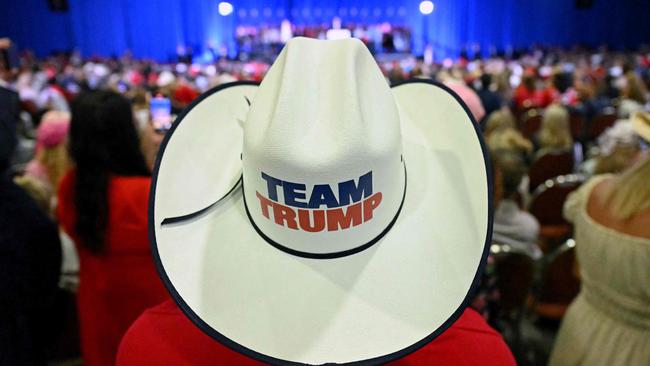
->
241;37;406;257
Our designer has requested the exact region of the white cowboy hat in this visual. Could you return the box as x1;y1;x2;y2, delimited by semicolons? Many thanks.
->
150;37;492;365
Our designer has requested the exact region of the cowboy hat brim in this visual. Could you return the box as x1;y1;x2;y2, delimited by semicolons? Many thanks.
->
150;80;492;365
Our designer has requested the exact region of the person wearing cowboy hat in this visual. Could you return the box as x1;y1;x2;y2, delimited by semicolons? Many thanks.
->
119;38;514;365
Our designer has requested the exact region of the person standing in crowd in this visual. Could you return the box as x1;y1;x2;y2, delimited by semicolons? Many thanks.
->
535;104;573;153
21;110;70;213
57;91;167;366
549;112;650;366
0;90;62;366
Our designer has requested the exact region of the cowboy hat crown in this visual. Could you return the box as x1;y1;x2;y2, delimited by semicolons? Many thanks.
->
243;37;406;258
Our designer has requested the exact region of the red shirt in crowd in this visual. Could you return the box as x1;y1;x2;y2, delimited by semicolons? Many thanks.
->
514;85;555;109
116;300;516;365
58;171;168;366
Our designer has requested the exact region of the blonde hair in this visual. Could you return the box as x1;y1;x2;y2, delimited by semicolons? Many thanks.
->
539;104;572;150
488;127;533;155
594;144;640;175
484;109;516;137
606;157;650;220
39;143;69;190
624;72;648;105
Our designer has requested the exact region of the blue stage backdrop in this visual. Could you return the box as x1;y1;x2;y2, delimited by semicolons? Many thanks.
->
1;0;649;60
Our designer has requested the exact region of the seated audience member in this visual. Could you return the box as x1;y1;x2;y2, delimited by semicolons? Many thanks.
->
444;79;486;122
514;74;542;109
617;71;647;119
549;112;650;366
172;84;199;111
471;157;503;322
488;128;534;161
37;77;70;112
535;104;573;154
485;109;534;163
494;70;513;105
117;299;515;366
130;89;150;132
476;73;503;121
22;110;70;213
484;108;517;138
579;119;641;176
0;103;62;366
58;91;168;366
550;71;578;106
491;151;541;258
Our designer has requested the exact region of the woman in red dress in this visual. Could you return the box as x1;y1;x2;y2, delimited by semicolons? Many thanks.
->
57;91;168;366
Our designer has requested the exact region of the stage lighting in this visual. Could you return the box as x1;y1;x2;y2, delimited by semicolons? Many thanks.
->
419;1;434;15
218;2;233;16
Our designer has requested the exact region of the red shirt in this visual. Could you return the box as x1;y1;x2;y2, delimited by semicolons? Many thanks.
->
58;171;168;366
117;300;515;365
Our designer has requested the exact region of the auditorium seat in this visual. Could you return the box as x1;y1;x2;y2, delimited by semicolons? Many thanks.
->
529;174;584;245
528;150;574;193
520;109;543;139
588;112;617;141
532;239;580;322
490;243;537;346
491;243;537;314
569;113;584;140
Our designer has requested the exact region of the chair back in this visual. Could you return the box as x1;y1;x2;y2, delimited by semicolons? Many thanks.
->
529;174;584;226
528;150;574;192
490;243;537;313
589;113;617;141
534;239;580;320
569;113;584;140
520;109;543;139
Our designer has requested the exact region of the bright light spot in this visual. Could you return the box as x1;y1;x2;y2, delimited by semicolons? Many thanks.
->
218;2;233;16
419;1;434;15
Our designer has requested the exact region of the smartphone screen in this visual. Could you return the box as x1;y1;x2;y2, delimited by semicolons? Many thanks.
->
150;97;172;132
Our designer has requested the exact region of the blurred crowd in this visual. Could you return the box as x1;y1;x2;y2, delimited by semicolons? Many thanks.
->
1;40;649;366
